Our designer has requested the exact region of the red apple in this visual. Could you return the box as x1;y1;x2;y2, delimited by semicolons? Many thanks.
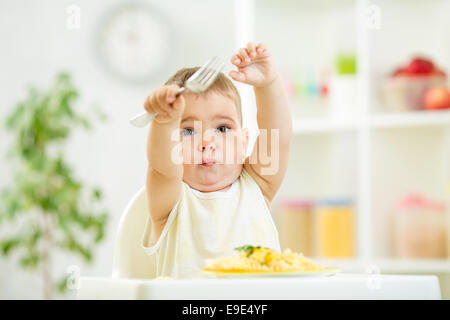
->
431;67;447;78
424;86;450;110
407;57;434;76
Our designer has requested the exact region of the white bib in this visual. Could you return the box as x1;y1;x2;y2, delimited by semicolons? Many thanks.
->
141;168;281;278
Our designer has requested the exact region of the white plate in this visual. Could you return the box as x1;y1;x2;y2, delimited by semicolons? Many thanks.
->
200;268;340;278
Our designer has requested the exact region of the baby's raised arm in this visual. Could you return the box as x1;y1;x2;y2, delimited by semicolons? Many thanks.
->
229;42;292;204
144;85;185;242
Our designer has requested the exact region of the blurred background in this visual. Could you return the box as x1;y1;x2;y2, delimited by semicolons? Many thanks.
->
1;0;450;299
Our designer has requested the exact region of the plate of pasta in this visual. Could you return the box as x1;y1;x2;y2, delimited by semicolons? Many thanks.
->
201;245;340;278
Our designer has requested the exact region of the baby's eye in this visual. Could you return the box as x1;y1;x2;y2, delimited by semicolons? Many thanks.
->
181;128;195;136
216;125;231;133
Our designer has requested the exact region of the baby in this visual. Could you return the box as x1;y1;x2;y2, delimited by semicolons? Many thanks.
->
141;42;292;278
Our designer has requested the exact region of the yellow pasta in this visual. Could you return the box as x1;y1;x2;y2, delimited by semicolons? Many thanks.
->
202;245;329;273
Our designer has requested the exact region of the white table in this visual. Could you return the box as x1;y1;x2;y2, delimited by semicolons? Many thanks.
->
77;273;441;300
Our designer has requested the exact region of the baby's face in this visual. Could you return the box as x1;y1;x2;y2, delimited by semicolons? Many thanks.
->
180;92;248;192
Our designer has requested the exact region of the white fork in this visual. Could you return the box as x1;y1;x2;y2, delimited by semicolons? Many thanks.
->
129;56;225;127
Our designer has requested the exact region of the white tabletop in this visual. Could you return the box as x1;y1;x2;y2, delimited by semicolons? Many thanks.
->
76;273;441;300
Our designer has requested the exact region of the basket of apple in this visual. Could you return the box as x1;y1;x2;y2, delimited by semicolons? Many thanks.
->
380;57;449;112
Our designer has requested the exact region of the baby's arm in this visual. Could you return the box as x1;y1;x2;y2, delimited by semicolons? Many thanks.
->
144;85;185;242
229;42;292;203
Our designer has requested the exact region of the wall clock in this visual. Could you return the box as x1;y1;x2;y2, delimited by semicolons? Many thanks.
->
96;2;175;84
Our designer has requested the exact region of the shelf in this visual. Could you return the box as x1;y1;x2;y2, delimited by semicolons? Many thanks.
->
371;111;450;129
292;118;357;134
292;111;450;134
312;258;450;274
375;259;450;273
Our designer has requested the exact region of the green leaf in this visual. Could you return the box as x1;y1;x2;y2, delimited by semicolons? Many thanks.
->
56;274;70;294
0;238;23;256
58;236;93;262
0;188;27;223
234;245;262;257
92;188;102;200
5;102;26;130
76;116;91;130
19;254;40;269
27;228;42;250
92;104;108;123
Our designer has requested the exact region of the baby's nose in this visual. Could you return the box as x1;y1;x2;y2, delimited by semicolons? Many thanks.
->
201;140;215;151
201;132;216;150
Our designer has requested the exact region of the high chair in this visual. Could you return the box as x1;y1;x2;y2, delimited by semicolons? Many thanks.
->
112;186;156;279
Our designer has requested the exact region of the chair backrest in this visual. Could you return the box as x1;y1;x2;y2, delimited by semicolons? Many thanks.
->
112;186;156;279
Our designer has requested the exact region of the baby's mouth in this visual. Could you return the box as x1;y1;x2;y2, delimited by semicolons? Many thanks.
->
201;158;216;167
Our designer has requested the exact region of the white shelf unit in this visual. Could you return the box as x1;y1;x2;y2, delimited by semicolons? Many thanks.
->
237;0;450;274
371;110;450;128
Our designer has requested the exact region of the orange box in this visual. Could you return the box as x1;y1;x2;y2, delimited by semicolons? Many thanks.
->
276;200;313;256
314;199;354;258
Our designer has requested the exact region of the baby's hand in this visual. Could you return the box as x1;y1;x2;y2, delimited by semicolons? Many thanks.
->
229;42;278;87
143;85;185;124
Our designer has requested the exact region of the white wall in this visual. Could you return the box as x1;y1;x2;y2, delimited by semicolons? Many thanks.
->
0;0;238;299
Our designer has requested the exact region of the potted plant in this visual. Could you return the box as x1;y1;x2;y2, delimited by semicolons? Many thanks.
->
0;72;109;299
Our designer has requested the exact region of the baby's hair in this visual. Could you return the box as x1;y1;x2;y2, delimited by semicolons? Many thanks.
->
164;67;243;126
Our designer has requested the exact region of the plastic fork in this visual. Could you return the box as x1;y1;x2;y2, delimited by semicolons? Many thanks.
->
129;56;225;127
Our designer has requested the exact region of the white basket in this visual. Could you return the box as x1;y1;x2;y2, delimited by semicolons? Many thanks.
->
380;76;447;112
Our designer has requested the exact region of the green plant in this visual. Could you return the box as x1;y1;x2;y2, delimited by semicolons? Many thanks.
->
335;53;357;75
0;73;109;299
